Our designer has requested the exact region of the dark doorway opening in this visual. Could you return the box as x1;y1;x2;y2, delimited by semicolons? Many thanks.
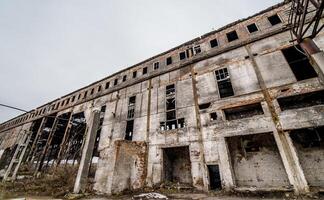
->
163;146;192;184
208;165;222;190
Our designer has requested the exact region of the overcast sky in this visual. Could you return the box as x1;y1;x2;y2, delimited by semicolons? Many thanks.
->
0;0;282;123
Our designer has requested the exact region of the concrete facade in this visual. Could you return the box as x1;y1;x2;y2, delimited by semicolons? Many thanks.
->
0;1;323;196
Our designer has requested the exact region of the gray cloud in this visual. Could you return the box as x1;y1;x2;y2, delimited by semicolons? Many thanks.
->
0;0;282;123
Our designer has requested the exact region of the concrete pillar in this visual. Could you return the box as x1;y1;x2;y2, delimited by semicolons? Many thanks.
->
73;108;101;193
217;137;235;190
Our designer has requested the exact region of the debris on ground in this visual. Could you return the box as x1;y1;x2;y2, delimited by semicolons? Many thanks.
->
132;192;168;200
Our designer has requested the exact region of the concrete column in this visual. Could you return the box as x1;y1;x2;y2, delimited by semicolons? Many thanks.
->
73;108;101;193
217;137;235;190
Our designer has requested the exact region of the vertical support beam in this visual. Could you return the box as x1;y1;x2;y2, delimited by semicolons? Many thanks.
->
245;45;309;194
55;113;73;166
73;108;101;193
26;117;46;163
190;66;209;191
217;137;235;190
300;38;324;83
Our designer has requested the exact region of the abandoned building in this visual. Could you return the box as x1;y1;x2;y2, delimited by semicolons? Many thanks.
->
0;0;323;196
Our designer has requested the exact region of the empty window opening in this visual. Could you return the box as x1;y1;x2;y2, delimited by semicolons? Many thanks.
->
208;165;222;190
123;75;127;82
125;120;134;141
105;82;110;89
166;98;176;110
179;51;186;60
83;91;88;99
166;56;172;65
282;45;317;81
215;68;234;98
194;45;201;54
66;98;70;105
199;103;211;110
133;71;137;78
210;112;217;121
78;94;81;100
224;103;264;121
90;88;94;95
127;96;136;125
143;67;148;75
114;78;118;86
277;90;324;111
290;127;323;148
129;96;136;106
71;96;75;102
163;146;192;184
247;23;258;33
268;14;282;26
153;62;159;70
98;85;102;92
226;30;239;42
210;38;218;48
166;84;175;96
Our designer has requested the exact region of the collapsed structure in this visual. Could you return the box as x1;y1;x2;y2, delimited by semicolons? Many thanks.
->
0;0;323;195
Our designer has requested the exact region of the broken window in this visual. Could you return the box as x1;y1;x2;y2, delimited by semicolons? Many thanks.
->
224;102;264;121
105;82;110;89
123;75;127;82
226;30;239;42
215;68;234;98
166;84;175;96
247;23;258;33
277;90;324;111
166;98;176;110
199;103;211;110
143;67;148;75
153;62;159;70
290;127;323;148
125;120;134;141
114;78;118;86
210;112;217;121
282;45;317;81
210;38;218;48
268;14;282;26
133;71;137;78
166;56;172;65
179;51;186;60
194;45;201;54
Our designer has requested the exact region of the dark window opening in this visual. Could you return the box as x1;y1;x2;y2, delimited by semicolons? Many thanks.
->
166;120;177;130
290;127;323;148
224;103;264;121
83;91;88;99
210;112;217;121
268;14;282;26
153;62;159;70
114;79;118;86
66;98;70;105
98;85;102;92
282;45;317;81
277;90;324;111
71;96;75;102
133;71;137;78
127;96;136;119
166;57;172;65
194;45;201;54
90;88;94;95
215;68;234;98
243;137;261;152
166;98;176;110
247;23;258;33
105;82;110;89
143;67;148;75
123;75;127;82
177;118;185;128
210;39;218;48
226;30;239;42
125;120;134;141
129;96;136;105
208;165;222;190
166;84;175;95
199;103;211;110
179;51;186;60
166;110;176;121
